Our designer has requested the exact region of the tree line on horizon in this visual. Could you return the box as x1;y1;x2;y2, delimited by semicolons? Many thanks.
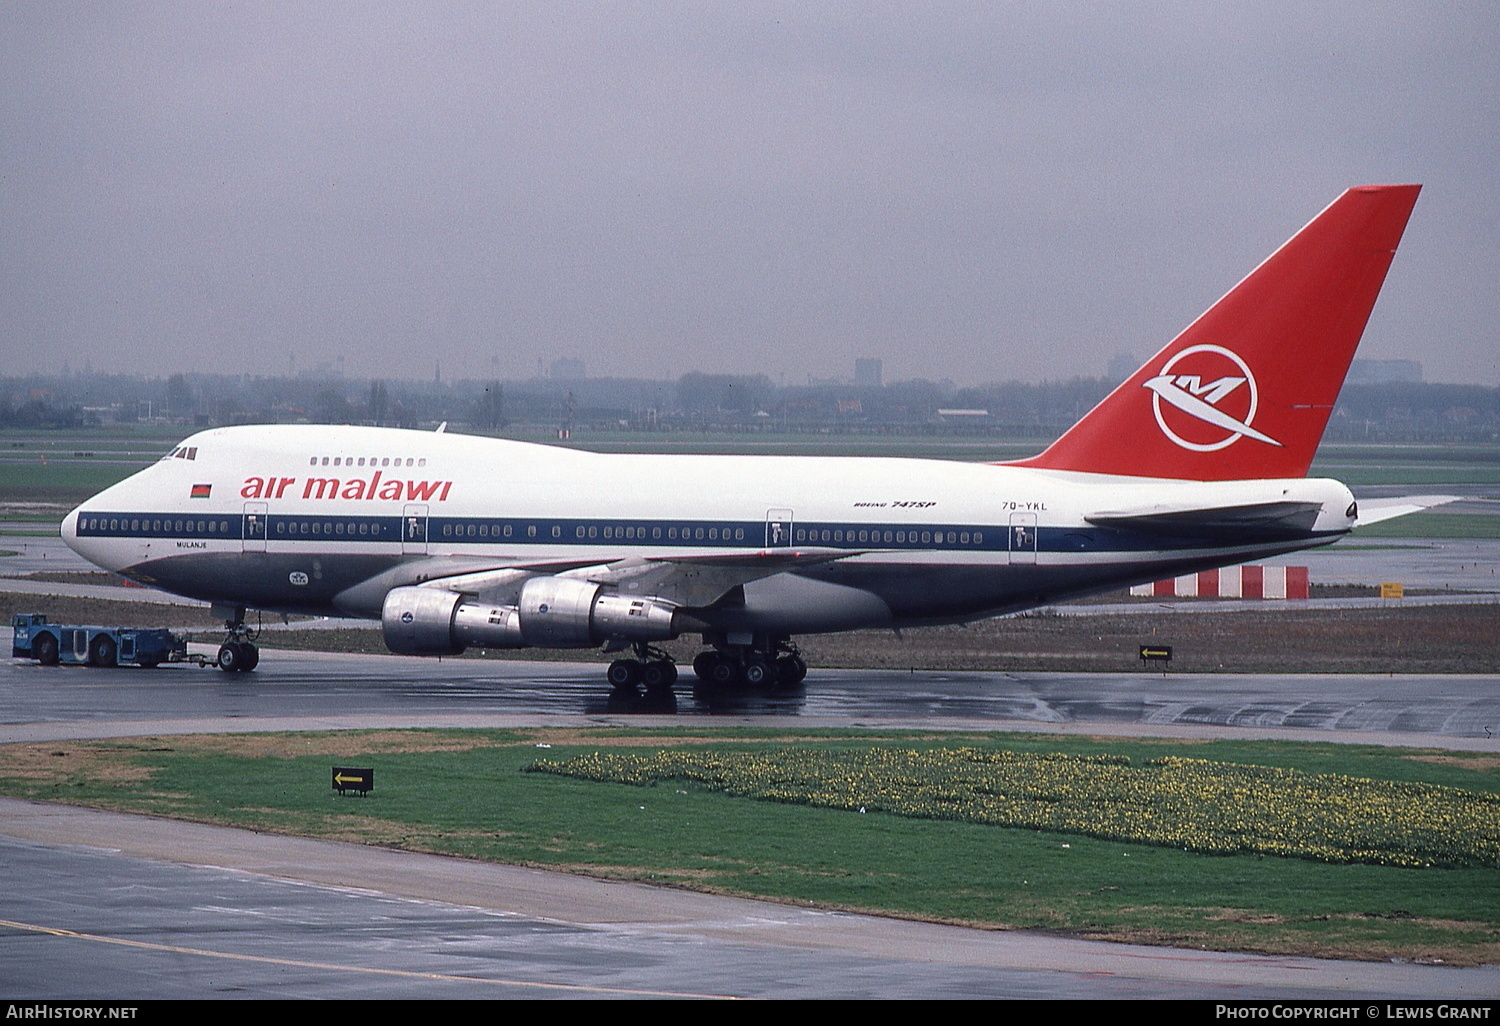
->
1;370;1496;444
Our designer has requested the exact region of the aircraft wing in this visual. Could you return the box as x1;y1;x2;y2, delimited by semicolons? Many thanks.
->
339;547;860;615
1352;495;1460;527
581;548;858;609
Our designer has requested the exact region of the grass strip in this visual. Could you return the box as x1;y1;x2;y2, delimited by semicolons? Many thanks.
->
2;728;1498;963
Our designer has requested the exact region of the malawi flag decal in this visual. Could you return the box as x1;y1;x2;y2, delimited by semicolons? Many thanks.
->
191;484;212;499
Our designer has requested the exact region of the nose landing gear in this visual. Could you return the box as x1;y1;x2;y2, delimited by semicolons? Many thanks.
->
214;604;260;673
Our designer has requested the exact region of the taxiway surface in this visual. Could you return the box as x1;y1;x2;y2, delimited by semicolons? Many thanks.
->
3;645;1498;999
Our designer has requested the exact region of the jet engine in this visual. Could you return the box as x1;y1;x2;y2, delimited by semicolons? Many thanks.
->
381;577;678;656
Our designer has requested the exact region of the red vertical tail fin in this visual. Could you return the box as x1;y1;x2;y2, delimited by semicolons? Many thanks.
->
1010;185;1421;480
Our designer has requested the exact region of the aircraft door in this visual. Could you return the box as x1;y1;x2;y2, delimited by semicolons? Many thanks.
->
1009;513;1038;565
765;509;794;548
242;502;267;553
402;504;428;555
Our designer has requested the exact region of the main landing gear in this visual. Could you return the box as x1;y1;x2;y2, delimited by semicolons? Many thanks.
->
692;634;807;689
214;605;259;673
606;643;679;695
598;634;808;701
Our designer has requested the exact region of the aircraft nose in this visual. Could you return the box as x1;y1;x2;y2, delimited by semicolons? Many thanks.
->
60;505;82;556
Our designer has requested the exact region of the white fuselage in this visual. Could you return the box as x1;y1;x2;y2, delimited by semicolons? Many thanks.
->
63;424;1356;635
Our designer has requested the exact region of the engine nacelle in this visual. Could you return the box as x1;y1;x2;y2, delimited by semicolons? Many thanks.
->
381;578;679;656
517;576;676;647
382;585;527;655
382;586;464;655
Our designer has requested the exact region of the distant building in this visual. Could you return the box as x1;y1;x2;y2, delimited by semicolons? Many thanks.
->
1347;358;1422;384
550;358;586;380
1107;352;1139;384
855;358;883;388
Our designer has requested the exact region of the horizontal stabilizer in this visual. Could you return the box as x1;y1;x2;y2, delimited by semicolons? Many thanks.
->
1086;500;1327;541
1353;495;1459;527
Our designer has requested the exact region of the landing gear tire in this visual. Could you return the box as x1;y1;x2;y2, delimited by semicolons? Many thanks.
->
742;657;773;687
216;607;260;673
776;654;807;687
641;660;677;692
33;633;59;666
607;658;642;689
692;651;718;681
708;656;739;686
89;635;117;668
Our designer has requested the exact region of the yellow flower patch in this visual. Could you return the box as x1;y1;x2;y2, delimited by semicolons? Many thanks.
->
528;747;1500;868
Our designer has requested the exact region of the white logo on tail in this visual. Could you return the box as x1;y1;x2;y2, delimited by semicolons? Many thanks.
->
1142;344;1282;452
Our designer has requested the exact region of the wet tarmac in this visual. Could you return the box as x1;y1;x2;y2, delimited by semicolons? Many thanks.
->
4;528;1499;999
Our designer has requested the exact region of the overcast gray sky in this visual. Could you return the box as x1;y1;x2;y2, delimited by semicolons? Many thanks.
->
2;2;1496;386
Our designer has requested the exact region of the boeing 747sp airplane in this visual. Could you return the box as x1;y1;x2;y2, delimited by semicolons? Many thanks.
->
61;185;1448;691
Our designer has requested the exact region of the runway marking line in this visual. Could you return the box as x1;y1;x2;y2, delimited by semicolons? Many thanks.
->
0;916;740;999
